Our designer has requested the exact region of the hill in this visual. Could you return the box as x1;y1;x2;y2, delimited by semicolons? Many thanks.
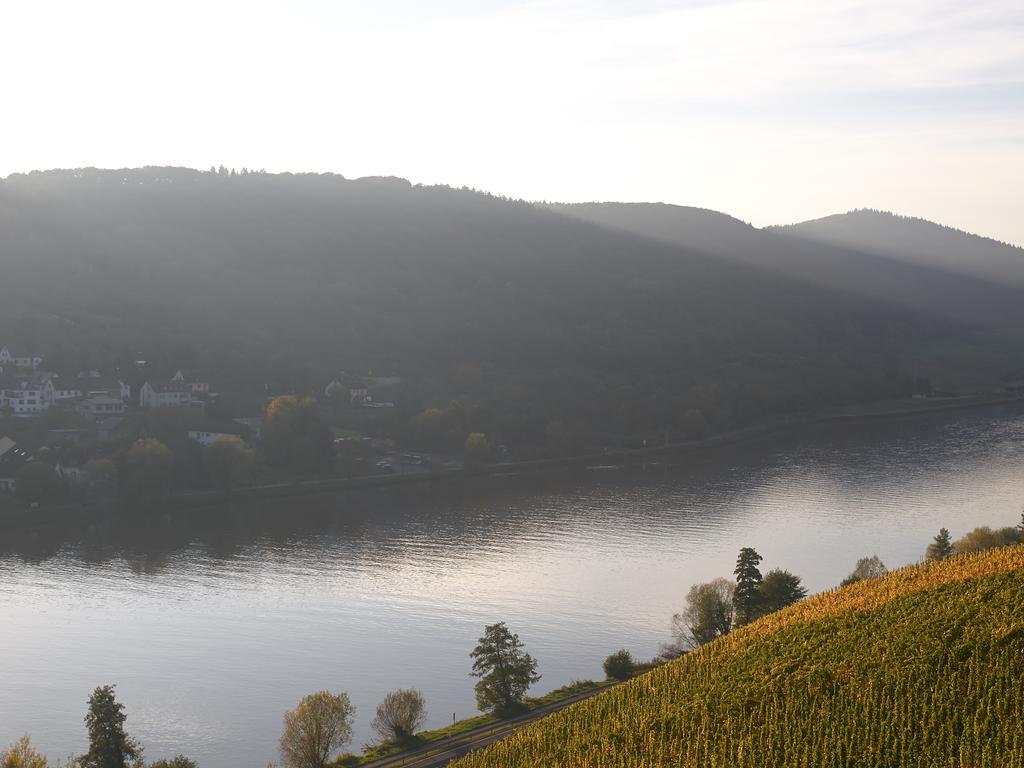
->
453;545;1024;767
549;202;1024;326
0;167;956;454
773;209;1024;289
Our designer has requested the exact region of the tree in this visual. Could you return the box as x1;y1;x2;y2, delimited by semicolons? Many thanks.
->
733;547;764;626
15;462;64;505
668;578;734;651
263;396;334;474
757;569;807;614
952;526;1020;555
371;689;427;743
414;408;447;449
279;691;355;768
840;555;888;587
463;432;491;466
470;622;541;713
678;408;710;439
203;436;255;489
82;459;118;490
1;735;48;768
122;438;174;505
925;528;954;561
78;685;142;768
602;649;634;681
147;759;197;768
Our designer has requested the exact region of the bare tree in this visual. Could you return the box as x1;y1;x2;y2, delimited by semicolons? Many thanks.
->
665;578;734;655
371;689;428;743
840;556;888;587
279;691;355;768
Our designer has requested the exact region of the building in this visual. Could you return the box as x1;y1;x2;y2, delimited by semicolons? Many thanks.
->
78;373;131;402
139;380;193;409
52;383;84;402
325;374;372;404
0;346;43;370
0;436;31;493
0;436;18;463
0;374;54;416
77;396;127;420
233;416;264;441
187;420;246;446
0;467;16;494
172;370;210;396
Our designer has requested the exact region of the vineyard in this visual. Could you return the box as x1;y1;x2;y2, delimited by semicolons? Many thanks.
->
453;546;1024;767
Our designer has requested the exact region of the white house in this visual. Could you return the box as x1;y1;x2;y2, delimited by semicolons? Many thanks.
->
0;346;43;370
172;370;210;396
52;384;84;402
77;396;126;420
0;375;54;416
325;375;371;404
139;380;192;409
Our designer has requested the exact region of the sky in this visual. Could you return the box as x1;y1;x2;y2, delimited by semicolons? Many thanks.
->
3;0;1023;244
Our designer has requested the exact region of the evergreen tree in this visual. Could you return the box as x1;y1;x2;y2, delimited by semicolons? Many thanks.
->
79;685;142;768
733;547;764;626
925;528;954;561
470;622;541;713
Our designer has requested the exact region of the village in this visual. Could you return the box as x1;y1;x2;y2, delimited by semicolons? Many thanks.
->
0;344;444;504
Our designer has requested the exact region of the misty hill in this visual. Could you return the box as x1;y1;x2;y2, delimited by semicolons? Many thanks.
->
773;209;1024;289
549;203;1024;325
0;168;1016;454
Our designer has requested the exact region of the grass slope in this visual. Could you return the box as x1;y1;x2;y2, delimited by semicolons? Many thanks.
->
453;546;1024;767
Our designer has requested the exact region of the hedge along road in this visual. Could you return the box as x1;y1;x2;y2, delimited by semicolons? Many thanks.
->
360;683;623;768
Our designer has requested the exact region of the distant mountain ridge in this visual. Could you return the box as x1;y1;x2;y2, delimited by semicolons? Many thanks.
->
771;208;1024;288
548;202;1024;325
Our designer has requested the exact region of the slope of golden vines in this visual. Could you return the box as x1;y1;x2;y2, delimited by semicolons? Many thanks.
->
730;543;1024;643
452;545;1024;768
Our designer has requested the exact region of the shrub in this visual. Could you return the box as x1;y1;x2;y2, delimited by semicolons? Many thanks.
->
148;758;198;768
602;650;634;681
1;735;48;768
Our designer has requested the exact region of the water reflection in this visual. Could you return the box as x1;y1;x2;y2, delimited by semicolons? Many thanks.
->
1;407;1023;767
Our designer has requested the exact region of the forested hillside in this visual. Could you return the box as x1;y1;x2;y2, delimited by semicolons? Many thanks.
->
774;209;1024;288
453;545;1024;767
550;202;1024;325
0;168;1019;454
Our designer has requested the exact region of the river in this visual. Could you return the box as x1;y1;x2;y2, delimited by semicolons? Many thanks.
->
2;406;1023;767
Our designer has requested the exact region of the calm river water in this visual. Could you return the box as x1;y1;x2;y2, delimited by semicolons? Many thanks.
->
2;406;1024;767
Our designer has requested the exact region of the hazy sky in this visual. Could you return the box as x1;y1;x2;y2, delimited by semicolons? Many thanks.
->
4;0;1023;244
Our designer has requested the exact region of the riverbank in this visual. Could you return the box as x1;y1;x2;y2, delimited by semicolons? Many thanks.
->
3;393;1022;525
174;393;1024;509
344;664;658;768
